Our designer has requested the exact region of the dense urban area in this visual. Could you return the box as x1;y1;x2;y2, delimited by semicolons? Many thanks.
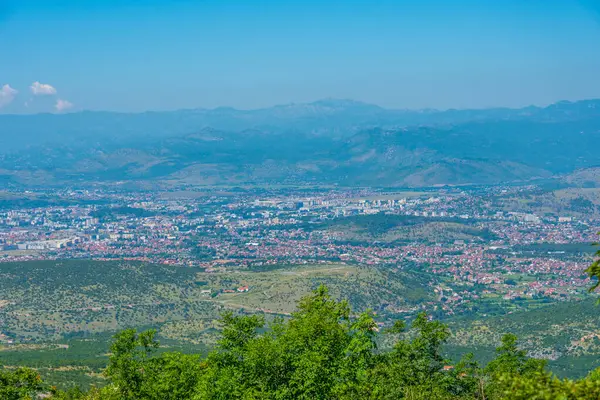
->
1;185;597;328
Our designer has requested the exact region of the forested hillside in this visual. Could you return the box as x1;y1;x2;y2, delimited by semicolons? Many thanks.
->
3;285;600;399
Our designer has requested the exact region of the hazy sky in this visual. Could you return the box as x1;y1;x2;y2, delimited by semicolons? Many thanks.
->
1;0;600;113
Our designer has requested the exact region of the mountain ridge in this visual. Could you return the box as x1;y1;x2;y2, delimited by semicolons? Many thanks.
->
3;96;599;116
1;98;600;188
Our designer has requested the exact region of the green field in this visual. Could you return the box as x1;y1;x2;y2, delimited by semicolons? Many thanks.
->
208;263;431;315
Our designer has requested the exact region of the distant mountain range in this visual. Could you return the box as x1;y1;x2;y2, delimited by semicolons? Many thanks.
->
1;98;600;188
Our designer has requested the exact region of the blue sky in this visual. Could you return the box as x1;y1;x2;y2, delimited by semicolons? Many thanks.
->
1;0;600;113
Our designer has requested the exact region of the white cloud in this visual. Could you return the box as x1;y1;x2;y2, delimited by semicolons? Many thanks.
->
55;99;74;112
30;81;57;95
0;84;18;108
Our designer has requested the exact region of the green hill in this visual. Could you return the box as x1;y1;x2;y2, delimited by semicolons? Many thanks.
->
3;286;600;399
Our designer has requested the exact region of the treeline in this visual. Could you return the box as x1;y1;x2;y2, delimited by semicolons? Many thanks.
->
3;285;600;399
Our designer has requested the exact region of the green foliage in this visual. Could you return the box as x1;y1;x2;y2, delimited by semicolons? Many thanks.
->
0;366;44;400
586;233;600;294
485;333;546;378
104;329;159;399
484;333;547;398
48;386;87;400
4;284;600;399
103;329;204;400
498;369;600;400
